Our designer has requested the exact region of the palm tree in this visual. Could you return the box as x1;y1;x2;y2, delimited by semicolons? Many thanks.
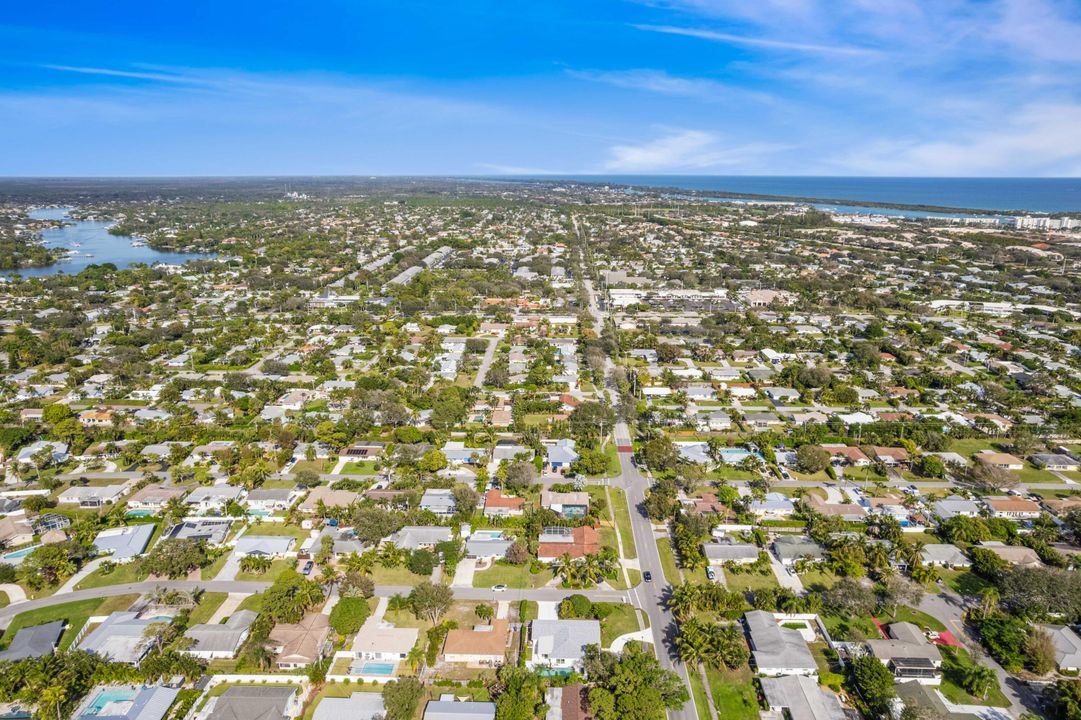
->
962;664;997;699
979;587;1000;617
407;645;425;673
668;584;699;621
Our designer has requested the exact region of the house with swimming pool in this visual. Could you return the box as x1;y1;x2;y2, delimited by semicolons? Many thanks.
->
73;685;179;720
125;484;189;515
244;487;302;515
351;617;419;674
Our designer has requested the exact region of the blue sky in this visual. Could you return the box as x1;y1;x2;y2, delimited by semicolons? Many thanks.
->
2;0;1081;176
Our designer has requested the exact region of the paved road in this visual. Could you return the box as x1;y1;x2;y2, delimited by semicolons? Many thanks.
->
473;333;502;388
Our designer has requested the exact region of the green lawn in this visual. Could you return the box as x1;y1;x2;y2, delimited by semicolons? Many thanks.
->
242;523;309;541
189;592;228;624
235;558;293;583
607;487;637;560
656;538;681;585
1;594;138;651
236;593;264;613
940;646;1010;707
598;603;642;647
290;459;335;474
75;561;149;590
687;668;712;720
821;612;881;642
0;592;8;609
724;570;779;595
201;552;231;580
472;562;554;589
371;565;429;586
705;665;759;720
797;568;837;592
886;606;947;633
940;569;993;597
340;461;380;475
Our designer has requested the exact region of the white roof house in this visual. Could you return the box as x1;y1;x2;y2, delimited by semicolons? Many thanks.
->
93;524;156;562
744;610;817;676
528;619;600;671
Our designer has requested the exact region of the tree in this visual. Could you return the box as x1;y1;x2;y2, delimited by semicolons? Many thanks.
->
407;549;436;576
239;555;272;575
329;596;370;635
639;436;678;473
568;401;616;445
961;664;997;700
451;484;479;517
915;454;946;478
877;576;924;618
504;461;536;492
418;449;448;473
409;581;453;622
1045;679;1081;720
262;569;324;623
851;654;896;714
42;403;73;426
824;577;877;615
139;539;207;579
584;642;689;720
505;540;530;565
1025;627;1057;675
383;678;425;720
969;547;1008;579
573;448;609;476
796;444;830;474
643;478;680;521
476;603;494;622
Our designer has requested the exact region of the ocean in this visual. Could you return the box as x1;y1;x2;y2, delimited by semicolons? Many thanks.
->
509;176;1081;214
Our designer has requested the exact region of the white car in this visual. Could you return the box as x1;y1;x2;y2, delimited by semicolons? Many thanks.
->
492;584;507;592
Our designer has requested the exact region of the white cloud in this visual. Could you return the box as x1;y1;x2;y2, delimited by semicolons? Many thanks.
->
603;129;786;172
635;24;879;56
838;102;1081;176
566;68;779;107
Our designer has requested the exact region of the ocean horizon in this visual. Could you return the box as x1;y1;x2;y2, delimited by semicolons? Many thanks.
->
497;175;1081;214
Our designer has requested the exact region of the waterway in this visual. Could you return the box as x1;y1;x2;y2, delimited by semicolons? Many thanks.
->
12;207;211;277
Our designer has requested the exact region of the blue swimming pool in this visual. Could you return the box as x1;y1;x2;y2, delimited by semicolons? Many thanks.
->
125;510;153;517
356;661;396;675
84;688;135;714
472;530;504;540
0;545;40;565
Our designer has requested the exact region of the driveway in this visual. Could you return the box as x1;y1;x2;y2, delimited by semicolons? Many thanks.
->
451;558;477;588
768;553;805;594
215;551;242;581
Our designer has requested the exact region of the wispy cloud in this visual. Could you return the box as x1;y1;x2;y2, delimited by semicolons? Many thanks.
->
566;68;778;105
41;64;213;85
635;24;881;56
603;128;787;172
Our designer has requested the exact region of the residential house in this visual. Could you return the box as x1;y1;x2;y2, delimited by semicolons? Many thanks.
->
465;532;513;561
442;620;511;666
93;524;155;562
184;610;257;659
245;488;301;515
299;486;360;514
312;693;384;720
772;536;826;566
866;622;942;684
760;675;846;720
540;490;589;519
0;621;64;661
384;526;453;551
57;484;127;508
73;685;180;720
202;686;299;720
351;618;419;663
537;526;600;561
983;496;1042;520
234;535;294;558
920;544;971;569
931;496;981;520
872;447;910;467
0;515;34;548
125;484;189;515
78;612;162;665
528;619;601;671
162;518;232;546
975;452;1024;471
15;441;68;466
1041;625;1081;673
977;541;1042;567
822;445;870;467
420;489;458;517
703;541;760;566
423;698;496;720
483;489;525;518
744;610;817;676
268;613;331;669
1032;454;1080;472
749;493;796;520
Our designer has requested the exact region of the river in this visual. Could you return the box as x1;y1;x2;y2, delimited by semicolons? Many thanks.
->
12;207;212;277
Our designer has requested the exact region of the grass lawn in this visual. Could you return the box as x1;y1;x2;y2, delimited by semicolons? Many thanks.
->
236;593;264;613
371;565;428;586
940;646;1010;707
472;562;554;589
75;561;149;590
236;558;293;583
821;612;881;642
705;665;759;720
656;538;681;585
724;570;779;595
0;592;8;609
709;468;761;482
948;439;998;458
885;606;947;632
598;603;642;647
201;552;231;581
797;568;837;592
687;668;712;720
940;569;993;597
290;459;336;474
340;461;380;475
189;592;228;624
242;523;310;541
607;487;637;560
1;594;138;651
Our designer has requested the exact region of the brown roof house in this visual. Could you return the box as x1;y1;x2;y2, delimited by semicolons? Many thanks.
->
442;619;511;667
483;489;526;518
268;613;331;669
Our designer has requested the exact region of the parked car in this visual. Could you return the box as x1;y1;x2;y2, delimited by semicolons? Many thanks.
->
705;567;716;581
301;561;314;575
643;571;653;582
492;584;507;592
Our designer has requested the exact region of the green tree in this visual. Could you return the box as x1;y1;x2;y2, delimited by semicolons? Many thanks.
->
851;654;896;714
139;539;208;579
383;678;425;720
409;581;453;622
329;596;370;635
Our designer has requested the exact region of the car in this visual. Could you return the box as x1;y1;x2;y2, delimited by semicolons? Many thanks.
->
643;571;653;582
492;584;507;592
301;560;314;576
705;567;716;581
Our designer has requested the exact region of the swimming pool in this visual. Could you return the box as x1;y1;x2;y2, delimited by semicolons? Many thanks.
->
84;688;136;715
472;530;504;540
125;510;153;517
0;545;41;565
354;661;396;676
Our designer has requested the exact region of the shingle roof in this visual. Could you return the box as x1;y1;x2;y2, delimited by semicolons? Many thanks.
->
0;620;63;661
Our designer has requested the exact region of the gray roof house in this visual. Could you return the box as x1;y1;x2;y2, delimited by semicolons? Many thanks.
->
234;535;294;557
760;675;846;720
704;542;760;565
93;524;156;562
866;622;942;683
313;692;385;720
772;536;826;565
921;543;971;568
204;685;299;720
1042;624;1081;672
162;518;232;545
932;496;981;520
465;534;513;560
0;620;64;661
744;610;817;676
385;526;453;550
73;685;180;720
78;612;161;665
528;619;601;670
423;697;496;720
750;493;796;519
184;610;258;659
546;439;579;470
420;489;457;517
57;484;127;508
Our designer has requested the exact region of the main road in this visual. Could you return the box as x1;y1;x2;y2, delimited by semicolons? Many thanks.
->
578;218;696;720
